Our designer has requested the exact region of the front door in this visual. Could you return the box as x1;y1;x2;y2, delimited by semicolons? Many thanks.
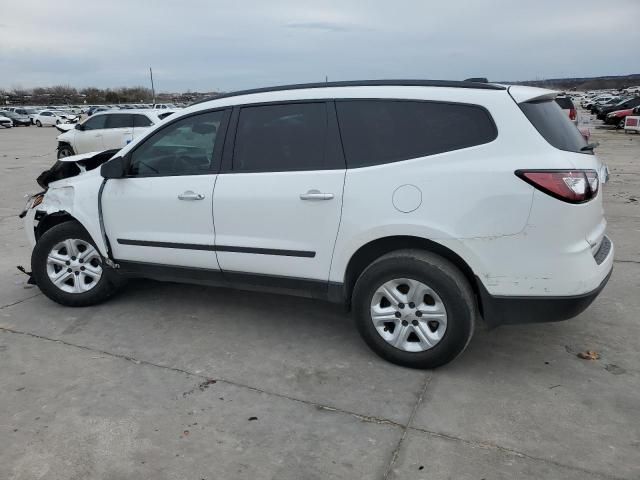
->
75;114;107;153
102;109;228;269
213;102;346;281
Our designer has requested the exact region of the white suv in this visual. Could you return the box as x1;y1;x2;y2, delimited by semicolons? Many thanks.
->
56;110;174;158
21;80;613;368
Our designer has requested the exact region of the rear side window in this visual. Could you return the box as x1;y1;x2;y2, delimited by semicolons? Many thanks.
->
233;103;327;172
335;100;497;168
105;114;132;129
132;114;153;127
520;100;587;154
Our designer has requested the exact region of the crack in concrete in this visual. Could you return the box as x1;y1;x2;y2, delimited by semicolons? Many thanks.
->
614;259;640;265
0;292;41;310
383;373;431;480
408;426;630;480
0;325;632;480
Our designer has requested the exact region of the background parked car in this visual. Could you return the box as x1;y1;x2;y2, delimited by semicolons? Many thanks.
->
56;110;167;158
0;109;31;126
34;110;72;127
597;97;640;120
0;113;13;128
591;97;621;114
555;96;577;123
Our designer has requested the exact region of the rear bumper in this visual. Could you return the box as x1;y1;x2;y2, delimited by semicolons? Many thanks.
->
478;266;612;328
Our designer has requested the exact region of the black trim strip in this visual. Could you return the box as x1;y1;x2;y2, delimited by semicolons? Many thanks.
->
116;239;315;258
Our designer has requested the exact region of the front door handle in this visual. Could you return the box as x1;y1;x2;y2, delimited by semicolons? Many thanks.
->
300;189;334;201
178;191;205;201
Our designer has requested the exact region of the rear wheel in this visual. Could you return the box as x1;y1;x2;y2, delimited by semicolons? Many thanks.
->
31;221;122;307
36;120;42;127
352;249;475;369
617;119;625;130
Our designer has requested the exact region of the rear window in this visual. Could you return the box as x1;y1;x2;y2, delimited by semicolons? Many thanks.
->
335;100;497;168
520;100;587;154
554;97;574;110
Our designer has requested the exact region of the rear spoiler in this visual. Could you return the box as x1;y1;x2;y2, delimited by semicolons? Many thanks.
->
507;85;558;104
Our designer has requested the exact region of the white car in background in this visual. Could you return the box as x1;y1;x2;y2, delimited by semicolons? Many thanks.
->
34;110;72;127
0;113;13;128
56;110;171;158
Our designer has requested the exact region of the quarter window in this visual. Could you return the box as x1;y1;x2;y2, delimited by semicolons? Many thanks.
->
132;114;153;127
233;103;327;172
129;111;224;176
336;100;498;168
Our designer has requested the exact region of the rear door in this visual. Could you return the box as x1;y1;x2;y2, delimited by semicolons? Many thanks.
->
103;114;135;149
212;101;346;281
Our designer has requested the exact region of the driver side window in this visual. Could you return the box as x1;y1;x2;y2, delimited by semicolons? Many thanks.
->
128;110;225;177
83;115;107;131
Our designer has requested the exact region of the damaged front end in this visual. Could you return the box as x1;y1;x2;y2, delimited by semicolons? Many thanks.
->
20;149;119;250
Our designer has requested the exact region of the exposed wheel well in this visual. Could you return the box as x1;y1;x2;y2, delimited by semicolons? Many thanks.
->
342;236;482;313
35;212;78;241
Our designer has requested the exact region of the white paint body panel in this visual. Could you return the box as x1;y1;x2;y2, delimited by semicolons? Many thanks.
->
213;170;345;279
102;175;220;269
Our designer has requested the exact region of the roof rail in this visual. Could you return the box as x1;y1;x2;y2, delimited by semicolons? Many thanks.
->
192;79;506;105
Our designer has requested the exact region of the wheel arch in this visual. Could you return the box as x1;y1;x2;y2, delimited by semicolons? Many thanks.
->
341;235;482;314
35;211;81;241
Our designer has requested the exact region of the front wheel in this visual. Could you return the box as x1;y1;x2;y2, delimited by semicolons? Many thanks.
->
617;119;625;130
36;120;42;127
352;250;475;369
57;145;75;159
31;221;122;307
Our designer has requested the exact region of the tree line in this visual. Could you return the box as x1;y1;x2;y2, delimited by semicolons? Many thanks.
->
0;85;211;105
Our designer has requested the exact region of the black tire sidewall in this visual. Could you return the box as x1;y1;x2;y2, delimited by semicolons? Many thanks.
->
57;146;74;159
353;253;474;369
31;221;118;307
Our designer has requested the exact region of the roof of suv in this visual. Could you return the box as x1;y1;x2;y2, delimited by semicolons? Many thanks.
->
193;79;506;105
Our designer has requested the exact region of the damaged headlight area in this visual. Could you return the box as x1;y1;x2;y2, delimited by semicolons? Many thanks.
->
19;192;45;219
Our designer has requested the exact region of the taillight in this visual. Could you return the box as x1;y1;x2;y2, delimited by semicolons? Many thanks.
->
569;108;577;120
515;170;599;203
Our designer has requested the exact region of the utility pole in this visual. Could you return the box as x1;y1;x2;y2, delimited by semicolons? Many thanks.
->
150;67;156;105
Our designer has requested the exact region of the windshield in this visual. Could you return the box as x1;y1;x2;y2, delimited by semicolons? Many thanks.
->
520;100;588;154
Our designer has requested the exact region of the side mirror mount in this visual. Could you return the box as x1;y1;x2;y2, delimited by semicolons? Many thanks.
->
100;155;127;179
75;123;85;131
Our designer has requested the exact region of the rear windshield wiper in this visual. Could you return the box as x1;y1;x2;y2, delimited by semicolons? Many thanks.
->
581;142;599;152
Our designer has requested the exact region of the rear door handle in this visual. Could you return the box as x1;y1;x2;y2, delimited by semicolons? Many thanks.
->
300;189;334;201
178;191;205;201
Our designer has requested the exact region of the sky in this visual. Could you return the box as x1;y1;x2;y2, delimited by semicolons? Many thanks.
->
1;0;639;93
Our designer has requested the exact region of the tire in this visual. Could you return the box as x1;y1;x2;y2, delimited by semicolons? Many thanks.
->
57;144;75;159
31;221;122;307
352;249;475;369
55;119;60;125
36;120;42;127
617;119;625;130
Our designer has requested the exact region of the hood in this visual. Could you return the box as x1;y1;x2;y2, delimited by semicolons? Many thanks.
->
55;123;75;133
36;149;119;189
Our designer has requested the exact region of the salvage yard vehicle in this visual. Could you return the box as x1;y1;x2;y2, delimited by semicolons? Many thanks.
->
0;109;31;126
597;97;640;120
0;112;13;128
21;80;613;368
55;110;169;158
34;110;72;127
555;95;577;123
